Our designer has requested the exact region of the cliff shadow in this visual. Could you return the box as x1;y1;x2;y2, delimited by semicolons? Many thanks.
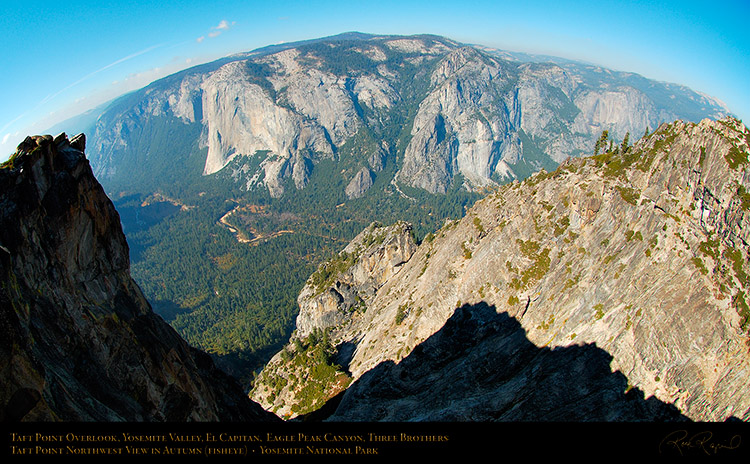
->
333;340;357;376
323;302;690;422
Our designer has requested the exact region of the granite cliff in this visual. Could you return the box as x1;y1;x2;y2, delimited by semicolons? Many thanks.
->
0;134;276;421
253;117;750;421
84;33;730;198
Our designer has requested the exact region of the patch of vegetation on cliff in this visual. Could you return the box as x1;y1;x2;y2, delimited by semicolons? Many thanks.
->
511;239;551;290
695;234;750;335
254;328;351;419
537;313;555;331
553;216;570;237
734;291;750;332
737;185;750;211
473;216;484;234
691;256;709;275
461;242;473;259
0;149;28;170
593;303;605;320
616;186;641;206
625;229;643;242
395;303;409;325
309;250;360;295
725;146;749;170
646;130;678;164
589;127;675;179
698;236;721;261
724;246;749;287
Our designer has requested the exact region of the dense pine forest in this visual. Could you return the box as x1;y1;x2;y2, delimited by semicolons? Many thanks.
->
113;148;479;385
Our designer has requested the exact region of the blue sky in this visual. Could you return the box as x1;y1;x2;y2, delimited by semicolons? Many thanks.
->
1;0;748;157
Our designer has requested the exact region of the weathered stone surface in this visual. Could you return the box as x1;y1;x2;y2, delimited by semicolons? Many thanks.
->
295;221;417;339
345;167;374;199
199;60;335;190
397;46;520;192
0;135;277;421
251;221;416;418
260;117;750;422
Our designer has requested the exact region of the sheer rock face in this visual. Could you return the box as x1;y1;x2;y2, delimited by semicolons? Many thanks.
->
397;47;522;193
86;34;731;199
0;134;277;422
345;168;374;199
294;221;417;339
259;117;750;422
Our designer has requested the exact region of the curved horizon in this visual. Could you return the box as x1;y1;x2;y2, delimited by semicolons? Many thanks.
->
1;0;747;157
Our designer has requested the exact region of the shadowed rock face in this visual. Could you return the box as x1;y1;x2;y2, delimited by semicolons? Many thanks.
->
327;303;689;422
0;134;277;422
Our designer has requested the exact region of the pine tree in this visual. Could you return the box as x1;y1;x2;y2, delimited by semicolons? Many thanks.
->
594;130;609;155
620;132;630;153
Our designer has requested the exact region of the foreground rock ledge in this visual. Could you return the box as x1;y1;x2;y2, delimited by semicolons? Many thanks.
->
1;133;277;421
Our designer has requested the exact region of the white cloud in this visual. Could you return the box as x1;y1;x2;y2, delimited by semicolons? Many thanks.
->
198;20;235;41
2;133;11;144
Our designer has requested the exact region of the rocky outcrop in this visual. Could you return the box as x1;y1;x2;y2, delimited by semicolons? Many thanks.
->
345;167;374;199
251;222;416;417
258;117;750;422
0;134;277;421
294;221;417;338
199;59;337;197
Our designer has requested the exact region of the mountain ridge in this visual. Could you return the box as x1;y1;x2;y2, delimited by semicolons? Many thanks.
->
3;34;748;426
252;116;750;421
81;32;731;198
